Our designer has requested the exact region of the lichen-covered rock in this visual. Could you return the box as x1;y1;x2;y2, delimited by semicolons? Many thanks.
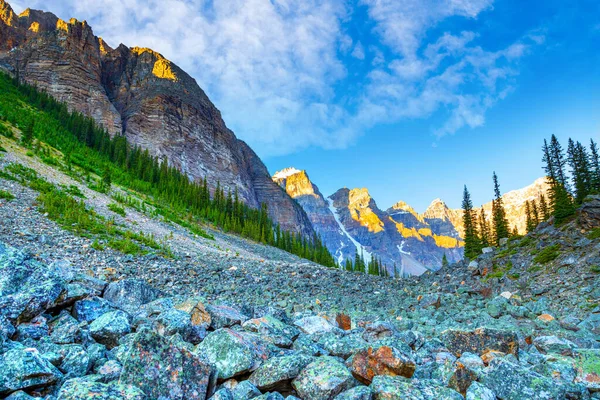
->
72;296;114;323
441;327;518;357
334;385;373;400
347;346;416;384
96;359;122;382
0;242;65;324
254;393;285;400
578;313;600;335
242;315;299;348
4;391;36;400
294;316;337;335
49;311;81;344
57;378;146;399
578;195;600;230
317;333;368;359
229;380;262;399
103;279;164;315
212;388;234;400
465;382;495;400
292;356;356;400
0;347;62;395
59;344;90;377
361;322;398;343
195;328;270;380
175;299;212;329
120;328;214;399
154;308;206;345
89;310;131;349
533;335;576;356
447;363;477;396
369;375;463;399
207;305;249;329
249;353;314;391
480;359;567;400
574;348;600;391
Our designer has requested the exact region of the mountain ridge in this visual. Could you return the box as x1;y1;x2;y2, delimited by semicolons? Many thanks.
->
0;0;314;236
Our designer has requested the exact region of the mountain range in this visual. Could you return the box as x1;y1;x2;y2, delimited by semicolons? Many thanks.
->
0;0;550;275
274;168;550;275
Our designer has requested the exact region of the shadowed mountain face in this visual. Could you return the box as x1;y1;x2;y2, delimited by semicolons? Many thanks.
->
274;168;550;276
0;0;313;236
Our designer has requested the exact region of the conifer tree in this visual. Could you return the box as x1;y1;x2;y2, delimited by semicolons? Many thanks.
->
531;200;540;226
491;172;510;244
567;139;593;204
21;120;34;146
478;209;491;248
101;166;112;192
543;136;575;223
511;226;519;238
462;185;480;260
590;139;600;193
441;253;449;268
525;200;535;233
539;193;549;221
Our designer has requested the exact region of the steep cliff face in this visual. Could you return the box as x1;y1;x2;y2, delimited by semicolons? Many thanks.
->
273;168;357;264
0;1;313;236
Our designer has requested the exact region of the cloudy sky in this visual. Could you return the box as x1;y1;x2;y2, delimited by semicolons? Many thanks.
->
11;0;600;210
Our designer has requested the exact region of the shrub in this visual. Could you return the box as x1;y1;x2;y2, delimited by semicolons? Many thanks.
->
108;203;126;217
0;189;14;200
108;238;143;255
591;265;600;274
533;244;561;264
588;228;600;240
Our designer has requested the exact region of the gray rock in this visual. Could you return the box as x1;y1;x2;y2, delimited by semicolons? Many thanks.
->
59;344;90;377
466;382;495;400
72;297;114;323
0;347;62;395
120;328;214;399
370;375;462;399
294;316;337;335
292;356;356;400
89;310;131;349
334;385;373;400
249;353;314;391
195;328;270;380
103;279;164;315
230;380;262;400
57;378;146;399
207;305;249;329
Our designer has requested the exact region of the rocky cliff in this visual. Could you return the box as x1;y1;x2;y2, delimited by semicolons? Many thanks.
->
0;0;313;236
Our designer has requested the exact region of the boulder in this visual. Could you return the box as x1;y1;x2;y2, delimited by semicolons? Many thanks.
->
175;299;212;329
574;349;600;391
0;242;65;323
465;382;495;400
249;353;314;391
49;312;81;344
294;316;337;335
230;380;262;399
103;279;164;315
480;359;566;400
195;328;270;380
533;335;576;356
317;333;368;359
347;346;416;384
418;294;440;309
89;310;131;349
578;195;600;230
242;315;299;348
334;386;373;400
441;327;518;357
58;344;90;377
254;393;285;400
0;347;62;395
369;375;462;399
154;308;206;344
292;356;356;400
362;322;397;342
57;378;145;399
72;297;114;323
207;305;249;329
120;328;214;399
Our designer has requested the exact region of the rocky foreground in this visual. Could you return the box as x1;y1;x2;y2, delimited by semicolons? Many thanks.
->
0;207;599;400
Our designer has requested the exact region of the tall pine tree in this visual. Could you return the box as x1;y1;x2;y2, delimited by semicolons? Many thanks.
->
491;172;510;244
462;186;480;260
588;139;600;193
543;136;575;223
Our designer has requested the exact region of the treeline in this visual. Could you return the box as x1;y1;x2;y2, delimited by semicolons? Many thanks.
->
0;72;337;267
343;250;389;277
461;134;600;260
542;134;600;223
462;172;519;259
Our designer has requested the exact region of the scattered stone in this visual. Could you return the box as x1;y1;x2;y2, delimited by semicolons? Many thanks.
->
442;327;518;357
57;378;146;400
103;279;164;315
249;353;314;391
533;335;576;356
196;328;270;380
89;310;131;349
207;305;249;329
537;313;555;322
466;381;495;400
370;375;462;399
120;328;214;399
334;385;373;400
347;345;416;384
0;347;62;396
72;297;113;323
294;316;336;335
292;357;356;400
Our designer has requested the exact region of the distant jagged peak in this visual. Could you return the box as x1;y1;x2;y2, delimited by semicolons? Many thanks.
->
423;198;452;218
0;0;17;26
273;167;303;180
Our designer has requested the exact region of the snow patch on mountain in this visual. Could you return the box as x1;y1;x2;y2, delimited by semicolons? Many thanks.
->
328;201;371;264
273;167;302;180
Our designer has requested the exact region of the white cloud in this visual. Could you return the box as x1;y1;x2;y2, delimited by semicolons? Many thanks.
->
9;0;539;156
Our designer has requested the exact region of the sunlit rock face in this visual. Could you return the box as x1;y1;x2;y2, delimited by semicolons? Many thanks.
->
275;168;550;276
0;0;313;236
274;169;464;276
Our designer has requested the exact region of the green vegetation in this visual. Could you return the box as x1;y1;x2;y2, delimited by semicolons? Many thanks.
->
0;189;14;200
588;227;600;240
532;244;561;264
462;186;481;260
108;203;126;217
491;172;510;244
591;265;600;274
91;239;105;251
0;72;336;267
2;163;172;257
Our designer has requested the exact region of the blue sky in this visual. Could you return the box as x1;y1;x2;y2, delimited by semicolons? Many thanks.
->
11;0;600;211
